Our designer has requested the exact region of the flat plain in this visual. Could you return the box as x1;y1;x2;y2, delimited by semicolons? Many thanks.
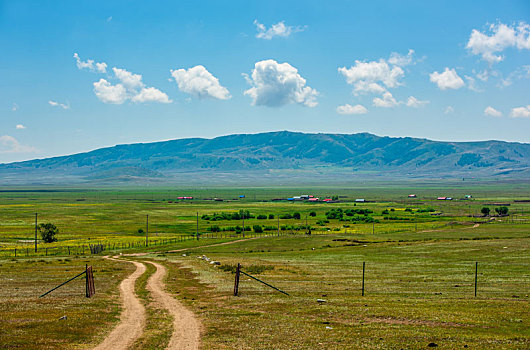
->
0;181;528;349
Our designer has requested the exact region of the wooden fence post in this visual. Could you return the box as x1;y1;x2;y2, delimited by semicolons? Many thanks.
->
362;261;365;296
474;262;478;297
234;263;241;296
85;264;89;298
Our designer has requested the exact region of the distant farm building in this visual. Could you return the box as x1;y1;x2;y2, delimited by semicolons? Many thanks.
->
408;194;417;198
355;198;365;202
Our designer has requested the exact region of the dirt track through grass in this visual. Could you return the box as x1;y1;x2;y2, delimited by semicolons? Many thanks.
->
146;261;201;349
93;259;146;350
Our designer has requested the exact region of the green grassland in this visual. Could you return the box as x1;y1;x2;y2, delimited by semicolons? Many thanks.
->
1;181;529;255
158;223;529;349
0;182;529;349
0;256;132;349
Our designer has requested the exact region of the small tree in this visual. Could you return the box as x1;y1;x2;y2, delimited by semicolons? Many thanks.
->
293;212;301;220
268;214;275;219
309;211;317;217
481;207;490;216
253;225;263;233
495;206;509;216
38;223;58;243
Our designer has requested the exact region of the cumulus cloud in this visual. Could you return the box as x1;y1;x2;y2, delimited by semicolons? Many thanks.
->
11;103;18;111
429;68;465;90
339;59;404;95
48;100;70;109
254;20;306;40
336;104;368;115
16;124;26;129
444;106;455;114
93;79;128;104
388;49;415;67
73;53;107;73
511;105;530;118
131;87;172;103
484;106;503;117
93;68;171;104
170;65;231;100
244;59;318;107
113;68;144;90
406;96;429;108
373;92;399;108
467;22;530;64
0;135;36;154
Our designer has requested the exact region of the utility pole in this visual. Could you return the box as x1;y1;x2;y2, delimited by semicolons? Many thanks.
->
242;211;245;238
196;212;199;240
146;215;149;247
277;214;280;236
35;213;38;252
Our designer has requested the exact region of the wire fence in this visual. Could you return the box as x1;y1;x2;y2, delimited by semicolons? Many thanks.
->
232;261;530;299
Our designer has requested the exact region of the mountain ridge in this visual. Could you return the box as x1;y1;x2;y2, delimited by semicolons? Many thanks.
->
1;131;529;184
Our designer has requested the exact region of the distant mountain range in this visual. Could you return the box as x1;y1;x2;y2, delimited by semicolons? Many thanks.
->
1;131;529;184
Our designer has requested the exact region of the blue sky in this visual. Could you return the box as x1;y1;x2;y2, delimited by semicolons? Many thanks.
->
1;0;529;162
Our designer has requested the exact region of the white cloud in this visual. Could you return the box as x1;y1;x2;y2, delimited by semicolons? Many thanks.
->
484;106;503;117
406;96;429;108
388;49;415;67
48;100;70;109
444;106;455;114
339;59;404;94
0;135;36;154
11;103;18;111
113;68;144;90
73;53;107;73
510;105;530;118
15;124;26;129
93;68;171;104
336;104;368;115
467;22;530;64
373;92;399;108
244;59;318;107
254;20;306;40
93;79;128;104
464;75;482;92
131;87;172;103
170;65;231;100
429;68;465;90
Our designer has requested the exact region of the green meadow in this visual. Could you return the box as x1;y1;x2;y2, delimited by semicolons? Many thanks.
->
0;182;529;348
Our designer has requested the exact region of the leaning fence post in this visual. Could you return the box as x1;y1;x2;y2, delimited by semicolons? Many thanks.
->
14;248;17;257
474;262;478;297
86;264;89;298
362;261;365;296
234;263;241;296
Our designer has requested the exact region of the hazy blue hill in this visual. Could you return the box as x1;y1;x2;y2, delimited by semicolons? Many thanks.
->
1;131;529;184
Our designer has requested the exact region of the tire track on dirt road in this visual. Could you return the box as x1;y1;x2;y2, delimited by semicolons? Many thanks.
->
145;261;201;350
93;259;146;350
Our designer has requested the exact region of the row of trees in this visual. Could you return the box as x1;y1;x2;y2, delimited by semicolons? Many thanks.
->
481;206;509;216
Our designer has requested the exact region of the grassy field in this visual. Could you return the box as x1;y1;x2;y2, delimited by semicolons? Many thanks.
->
0;256;132;349
158;223;529;349
1;182;529;255
1;183;529;349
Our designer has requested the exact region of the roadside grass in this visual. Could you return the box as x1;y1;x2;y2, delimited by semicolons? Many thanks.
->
0;256;132;349
160;224;529;349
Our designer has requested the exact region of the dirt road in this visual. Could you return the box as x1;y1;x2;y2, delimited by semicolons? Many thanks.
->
93;260;146;350
146;261;201;349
